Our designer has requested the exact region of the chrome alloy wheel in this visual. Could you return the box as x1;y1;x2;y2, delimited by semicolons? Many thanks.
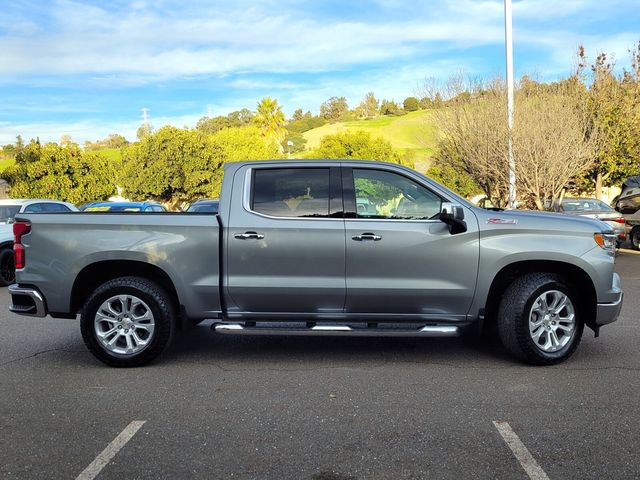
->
94;295;155;355
528;290;576;353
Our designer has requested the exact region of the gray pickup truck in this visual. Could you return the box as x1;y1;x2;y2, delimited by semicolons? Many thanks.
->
9;160;623;367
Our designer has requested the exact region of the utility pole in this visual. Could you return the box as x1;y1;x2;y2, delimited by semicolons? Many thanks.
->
141;107;150;127
505;0;516;209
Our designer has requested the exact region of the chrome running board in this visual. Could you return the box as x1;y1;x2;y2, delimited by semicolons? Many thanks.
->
213;323;460;337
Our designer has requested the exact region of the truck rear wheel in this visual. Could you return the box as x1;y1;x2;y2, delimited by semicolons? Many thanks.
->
80;276;175;367
497;273;583;365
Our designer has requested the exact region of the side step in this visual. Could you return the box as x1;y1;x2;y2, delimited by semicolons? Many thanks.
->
213;323;460;337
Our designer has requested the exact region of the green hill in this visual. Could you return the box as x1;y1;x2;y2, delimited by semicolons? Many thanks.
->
302;109;439;171
94;148;122;162
0;157;16;171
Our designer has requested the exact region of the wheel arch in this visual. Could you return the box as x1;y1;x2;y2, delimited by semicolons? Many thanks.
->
484;260;597;329
70;260;180;316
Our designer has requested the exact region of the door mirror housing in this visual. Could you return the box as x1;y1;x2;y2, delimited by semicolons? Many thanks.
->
439;202;467;234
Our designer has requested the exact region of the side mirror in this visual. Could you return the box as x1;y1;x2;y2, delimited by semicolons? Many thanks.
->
439;202;467;234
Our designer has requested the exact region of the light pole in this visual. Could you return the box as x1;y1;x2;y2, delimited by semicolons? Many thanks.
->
505;0;516;209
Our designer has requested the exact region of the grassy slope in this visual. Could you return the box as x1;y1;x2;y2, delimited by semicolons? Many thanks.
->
94;148;122;162
0;157;16;171
302;109;439;172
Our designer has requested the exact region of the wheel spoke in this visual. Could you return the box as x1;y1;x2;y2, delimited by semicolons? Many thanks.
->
94;294;155;356
556;323;573;333
552;295;568;314
528;289;576;353
132;331;147;347
531;326;544;342
97;326;118;339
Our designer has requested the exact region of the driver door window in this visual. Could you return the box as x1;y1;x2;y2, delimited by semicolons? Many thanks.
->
353;169;441;220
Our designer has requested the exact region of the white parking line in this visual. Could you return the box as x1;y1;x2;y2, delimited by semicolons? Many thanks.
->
75;420;146;480
493;420;550;480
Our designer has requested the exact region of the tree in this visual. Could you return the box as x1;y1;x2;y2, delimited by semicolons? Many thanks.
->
379;99;404;116
291;109;304;121
282;133;307;155
310;130;410;166
15;135;24;153
211;126;280;162
403;96;420;112
122;127;223;206
426;161;482;199
227;108;254;126
581;45;640;198
253;97;286;145
136;123;153;140
104;134;128;148
59;134;73;147
2;140;116;203
121;126;280;204
356;92;379;118
433;79;599;209
319;96;349;122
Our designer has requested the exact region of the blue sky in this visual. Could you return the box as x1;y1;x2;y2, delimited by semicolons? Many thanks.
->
0;0;638;143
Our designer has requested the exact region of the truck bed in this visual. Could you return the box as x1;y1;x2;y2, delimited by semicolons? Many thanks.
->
14;212;222;320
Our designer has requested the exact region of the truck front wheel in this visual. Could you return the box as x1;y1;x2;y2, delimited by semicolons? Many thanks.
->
80;277;175;367
497;273;584;365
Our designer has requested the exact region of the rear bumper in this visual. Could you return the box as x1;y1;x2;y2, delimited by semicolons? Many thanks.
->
595;273;623;326
8;284;48;317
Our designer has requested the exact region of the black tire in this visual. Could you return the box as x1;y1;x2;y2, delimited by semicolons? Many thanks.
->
497;273;584;365
80;276;176;367
630;227;640;250
0;248;15;287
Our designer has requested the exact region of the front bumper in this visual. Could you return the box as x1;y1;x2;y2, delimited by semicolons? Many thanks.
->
8;284;48;317
595;273;623;326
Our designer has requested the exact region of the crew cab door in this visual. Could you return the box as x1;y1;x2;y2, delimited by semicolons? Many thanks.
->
343;166;479;320
225;164;345;317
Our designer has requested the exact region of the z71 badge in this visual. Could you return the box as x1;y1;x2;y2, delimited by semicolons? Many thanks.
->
487;218;518;225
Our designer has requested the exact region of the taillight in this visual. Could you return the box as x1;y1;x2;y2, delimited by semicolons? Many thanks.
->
13;220;31;269
611;217;626;224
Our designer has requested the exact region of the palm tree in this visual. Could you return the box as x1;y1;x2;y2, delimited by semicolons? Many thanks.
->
254;97;286;147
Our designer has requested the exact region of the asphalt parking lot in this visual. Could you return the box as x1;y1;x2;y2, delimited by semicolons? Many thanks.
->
1;253;639;480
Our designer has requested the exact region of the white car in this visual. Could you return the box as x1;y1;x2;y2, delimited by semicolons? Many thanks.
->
0;199;78;285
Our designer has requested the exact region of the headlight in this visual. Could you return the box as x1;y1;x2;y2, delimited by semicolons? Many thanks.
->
594;232;617;256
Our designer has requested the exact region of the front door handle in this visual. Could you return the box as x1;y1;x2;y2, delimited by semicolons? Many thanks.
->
352;233;382;241
234;232;265;240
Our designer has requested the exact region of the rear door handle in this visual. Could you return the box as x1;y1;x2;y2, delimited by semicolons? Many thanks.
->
352;233;382;241
234;232;264;240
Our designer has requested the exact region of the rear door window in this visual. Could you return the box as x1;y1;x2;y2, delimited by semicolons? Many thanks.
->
251;168;330;218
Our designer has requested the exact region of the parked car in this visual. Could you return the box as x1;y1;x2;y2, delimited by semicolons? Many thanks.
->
8;160;622;367
80;201;167;212
548;198;626;246
0;199;78;286
614;176;640;249
186;199;219;213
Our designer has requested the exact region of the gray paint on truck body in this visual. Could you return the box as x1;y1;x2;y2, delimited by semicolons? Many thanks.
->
14;159;621;328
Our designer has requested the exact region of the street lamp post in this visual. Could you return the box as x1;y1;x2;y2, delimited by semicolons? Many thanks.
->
505;0;516;209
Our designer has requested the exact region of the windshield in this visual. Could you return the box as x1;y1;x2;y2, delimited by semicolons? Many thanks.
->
0;205;21;222
187;203;219;213
561;199;612;212
84;205;142;212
